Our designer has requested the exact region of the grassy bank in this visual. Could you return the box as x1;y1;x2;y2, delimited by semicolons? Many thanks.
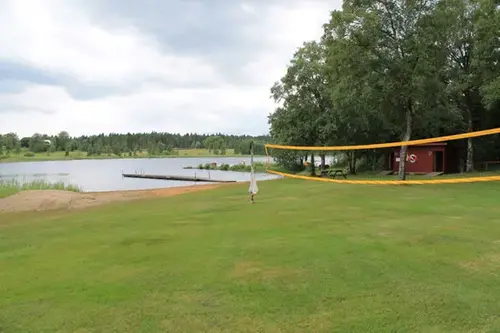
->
0;148;265;163
1;179;500;332
0;179;81;198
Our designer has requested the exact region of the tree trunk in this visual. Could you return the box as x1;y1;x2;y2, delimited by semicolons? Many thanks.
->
463;91;476;173
320;154;326;171
398;108;413;181
310;153;316;176
348;152;357;174
465;114;474;173
371;151;378;171
466;138;474;173
351;153;357;174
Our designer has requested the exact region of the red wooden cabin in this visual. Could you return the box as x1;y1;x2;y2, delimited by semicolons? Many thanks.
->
387;143;459;174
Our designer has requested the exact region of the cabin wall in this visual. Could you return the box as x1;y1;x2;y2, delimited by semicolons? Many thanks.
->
392;147;445;174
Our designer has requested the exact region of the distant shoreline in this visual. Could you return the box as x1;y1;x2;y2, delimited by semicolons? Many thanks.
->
0;151;267;164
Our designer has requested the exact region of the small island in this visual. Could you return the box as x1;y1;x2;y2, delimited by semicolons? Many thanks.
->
183;161;267;173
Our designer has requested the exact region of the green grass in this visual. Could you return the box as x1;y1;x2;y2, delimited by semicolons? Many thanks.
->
0;179;81;198
0;148;260;163
2;179;500;332
1;150;93;162
276;165;500;181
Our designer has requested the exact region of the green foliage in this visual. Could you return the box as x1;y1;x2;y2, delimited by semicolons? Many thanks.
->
269;0;500;176
203;136;227;155
189;162;267;172
28;133;49;153
0;133;20;155
234;140;266;155
270;149;305;172
55;131;71;151
0;179;81;198
228;164;251;172
0;131;270;159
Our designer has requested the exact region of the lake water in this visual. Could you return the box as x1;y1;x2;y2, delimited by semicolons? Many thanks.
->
0;157;280;192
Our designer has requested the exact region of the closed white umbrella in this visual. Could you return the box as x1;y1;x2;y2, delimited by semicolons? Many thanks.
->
248;141;258;203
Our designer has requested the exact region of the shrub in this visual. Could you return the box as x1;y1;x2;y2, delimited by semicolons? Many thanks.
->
229;164;252;172
0;179;82;197
229;164;245;171
271;150;305;172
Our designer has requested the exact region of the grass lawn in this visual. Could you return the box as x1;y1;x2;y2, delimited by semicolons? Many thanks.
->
0;187;18;199
282;166;500;181
1;179;500;332
1;150;95;162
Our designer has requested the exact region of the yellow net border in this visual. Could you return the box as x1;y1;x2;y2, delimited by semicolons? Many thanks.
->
264;127;500;185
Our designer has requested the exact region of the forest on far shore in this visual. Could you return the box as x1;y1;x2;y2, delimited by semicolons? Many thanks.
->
0;131;269;158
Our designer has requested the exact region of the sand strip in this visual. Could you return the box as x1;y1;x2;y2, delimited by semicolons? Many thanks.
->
0;183;233;213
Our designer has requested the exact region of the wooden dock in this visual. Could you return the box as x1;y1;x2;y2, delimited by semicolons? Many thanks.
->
122;173;236;183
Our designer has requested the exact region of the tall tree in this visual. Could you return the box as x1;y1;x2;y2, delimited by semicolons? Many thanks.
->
322;10;396;173
269;41;332;174
329;0;448;179
0;133;20;154
437;0;487;172
56;131;71;152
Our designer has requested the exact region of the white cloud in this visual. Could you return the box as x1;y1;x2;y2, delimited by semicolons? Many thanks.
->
240;3;257;15
0;0;338;137
0;0;219;86
0;83;273;136
240;2;334;86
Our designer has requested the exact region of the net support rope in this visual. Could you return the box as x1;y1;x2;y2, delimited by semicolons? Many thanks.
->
264;127;500;185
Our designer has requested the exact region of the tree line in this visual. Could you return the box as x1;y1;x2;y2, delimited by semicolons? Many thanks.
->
268;0;500;179
0;131;269;157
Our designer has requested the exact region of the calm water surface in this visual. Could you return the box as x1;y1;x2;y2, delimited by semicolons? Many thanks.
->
0;157;279;192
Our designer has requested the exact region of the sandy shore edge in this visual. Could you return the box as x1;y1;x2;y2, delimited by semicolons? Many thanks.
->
0;182;239;213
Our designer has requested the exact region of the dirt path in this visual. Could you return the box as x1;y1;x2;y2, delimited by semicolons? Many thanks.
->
0;183;230;213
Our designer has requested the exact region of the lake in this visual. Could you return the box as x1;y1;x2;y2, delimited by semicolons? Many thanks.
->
0;157;280;192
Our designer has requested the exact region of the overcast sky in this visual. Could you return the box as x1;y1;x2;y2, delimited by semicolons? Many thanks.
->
0;0;339;137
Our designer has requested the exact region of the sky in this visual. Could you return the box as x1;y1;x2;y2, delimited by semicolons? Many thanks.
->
0;0;339;137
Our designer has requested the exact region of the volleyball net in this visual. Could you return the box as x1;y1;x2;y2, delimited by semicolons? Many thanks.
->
264;127;500;185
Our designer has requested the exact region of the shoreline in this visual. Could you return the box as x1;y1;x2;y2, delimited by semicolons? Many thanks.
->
0;182;236;213
85;182;239;195
0;154;267;164
1;178;282;213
